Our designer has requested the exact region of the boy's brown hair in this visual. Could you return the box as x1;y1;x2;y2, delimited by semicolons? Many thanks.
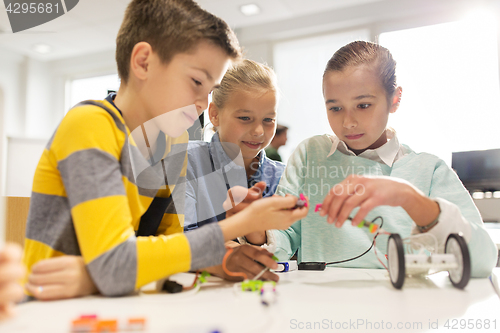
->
116;0;242;83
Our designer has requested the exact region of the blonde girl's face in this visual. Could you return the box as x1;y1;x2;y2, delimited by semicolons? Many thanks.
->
323;64;400;154
211;89;278;160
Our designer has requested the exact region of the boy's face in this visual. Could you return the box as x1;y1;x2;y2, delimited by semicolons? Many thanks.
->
323;65;398;154
211;90;278;161
141;41;231;138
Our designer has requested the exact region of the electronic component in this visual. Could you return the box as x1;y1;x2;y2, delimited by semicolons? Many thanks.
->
356;219;380;233
260;282;276;306
315;203;383;233
275;261;298;272
294;200;306;208
162;280;183;293
239;281;277;306
293;194;308;209
298;262;326;271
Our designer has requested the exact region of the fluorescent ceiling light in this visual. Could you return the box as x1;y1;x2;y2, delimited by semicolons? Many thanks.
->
472;192;484;200
240;3;260;16
32;44;52;54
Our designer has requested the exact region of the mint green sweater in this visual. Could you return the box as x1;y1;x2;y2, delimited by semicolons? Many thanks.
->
273;135;497;278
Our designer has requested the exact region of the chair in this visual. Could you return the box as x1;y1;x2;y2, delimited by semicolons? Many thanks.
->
5;196;30;247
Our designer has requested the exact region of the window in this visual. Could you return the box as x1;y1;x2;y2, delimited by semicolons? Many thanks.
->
273;29;370;162
67;74;120;111
379;11;500;165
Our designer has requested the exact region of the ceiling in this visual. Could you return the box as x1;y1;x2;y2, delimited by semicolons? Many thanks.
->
0;0;383;61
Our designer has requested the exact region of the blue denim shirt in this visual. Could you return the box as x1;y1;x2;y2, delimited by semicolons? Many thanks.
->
184;133;285;231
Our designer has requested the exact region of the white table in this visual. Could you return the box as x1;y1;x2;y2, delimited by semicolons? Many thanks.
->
2;267;500;333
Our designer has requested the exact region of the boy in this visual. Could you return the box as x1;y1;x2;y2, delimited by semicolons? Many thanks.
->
23;0;308;299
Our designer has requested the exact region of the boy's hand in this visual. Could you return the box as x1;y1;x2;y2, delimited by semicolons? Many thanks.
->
25;255;98;301
247;194;309;232
206;244;278;282
219;193;308;242
319;175;438;228
223;181;266;218
0;243;25;320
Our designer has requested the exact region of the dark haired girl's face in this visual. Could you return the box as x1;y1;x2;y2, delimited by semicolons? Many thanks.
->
323;64;399;155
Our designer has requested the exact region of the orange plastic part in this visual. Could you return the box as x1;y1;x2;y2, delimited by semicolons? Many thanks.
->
96;320;118;332
71;318;98;332
128;317;146;324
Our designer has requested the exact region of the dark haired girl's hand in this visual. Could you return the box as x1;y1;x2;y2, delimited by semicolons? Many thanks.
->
319;174;439;228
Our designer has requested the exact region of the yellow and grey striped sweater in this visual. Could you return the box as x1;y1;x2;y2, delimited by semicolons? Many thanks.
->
22;98;226;296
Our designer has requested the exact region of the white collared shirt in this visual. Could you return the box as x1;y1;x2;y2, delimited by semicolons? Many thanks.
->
327;128;407;166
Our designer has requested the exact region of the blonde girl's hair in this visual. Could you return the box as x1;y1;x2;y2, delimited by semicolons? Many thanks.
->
323;41;397;98
212;59;279;109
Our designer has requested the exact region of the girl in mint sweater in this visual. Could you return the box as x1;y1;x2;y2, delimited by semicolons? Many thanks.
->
245;41;497;278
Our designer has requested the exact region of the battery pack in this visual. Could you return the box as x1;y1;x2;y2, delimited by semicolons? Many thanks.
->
298;262;326;271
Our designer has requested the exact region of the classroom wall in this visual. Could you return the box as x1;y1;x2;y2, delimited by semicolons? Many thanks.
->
0;49;21;242
0;48;25;139
5;137;46;197
2;49;117;198
25;58;54;138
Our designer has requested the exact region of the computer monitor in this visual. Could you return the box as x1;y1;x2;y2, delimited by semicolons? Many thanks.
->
452;148;500;193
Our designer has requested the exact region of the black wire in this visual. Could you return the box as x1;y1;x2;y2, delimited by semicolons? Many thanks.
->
209;142;231;192
141;125;169;191
325;216;384;265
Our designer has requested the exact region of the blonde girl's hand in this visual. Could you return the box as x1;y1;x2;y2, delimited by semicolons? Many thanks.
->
223;181;266;218
25;255;98;301
319;175;415;228
0;243;25;320
206;244;279;282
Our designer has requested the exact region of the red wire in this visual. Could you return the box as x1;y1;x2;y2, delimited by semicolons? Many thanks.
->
373;232;390;270
183;270;200;291
222;247;248;280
